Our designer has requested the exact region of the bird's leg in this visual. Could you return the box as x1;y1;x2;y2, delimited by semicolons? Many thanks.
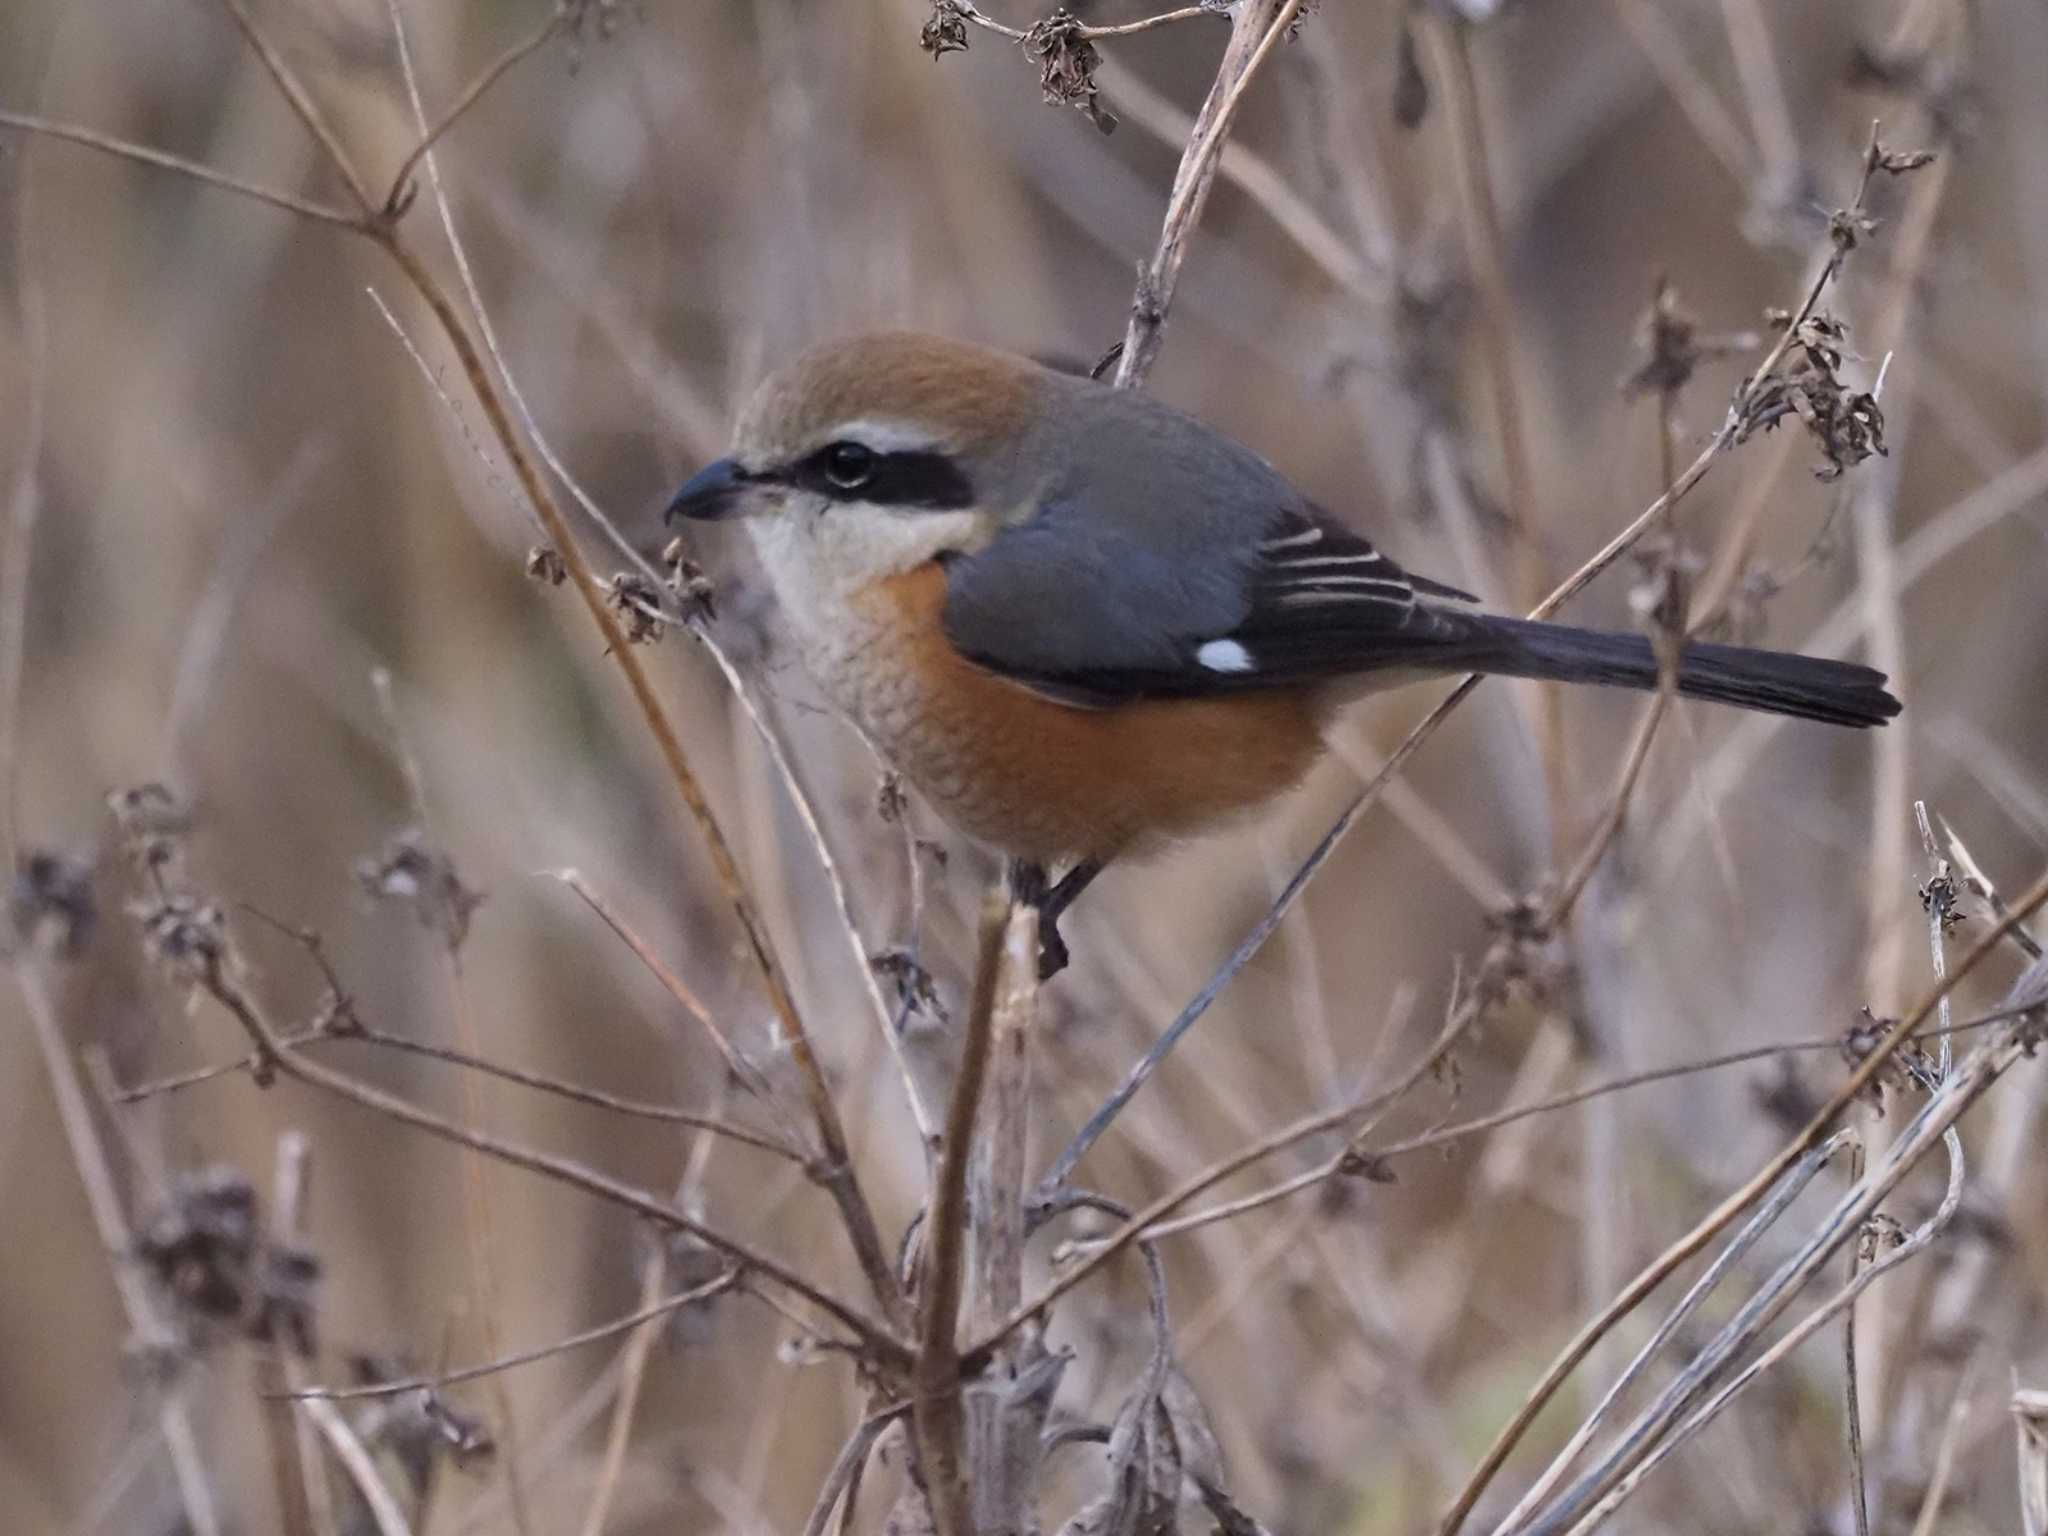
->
1007;858;1104;979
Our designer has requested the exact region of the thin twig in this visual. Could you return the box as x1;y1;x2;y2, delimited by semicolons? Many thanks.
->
1497;1131;1859;1536
576;1085;735;1536
1905;1353;1980;1536
370;667;534;1536
802;1406;911;1536
160;442;330;782
0;153;48;869
214;0;377;213
1843;1138;1872;1536
1113;0;1308;388
257;1133;340;1536
379;3;568;215
288;1272;739;1402
0;108;362;227
114;1016;800;1158
951;2;1220;43
302;1398;414;1536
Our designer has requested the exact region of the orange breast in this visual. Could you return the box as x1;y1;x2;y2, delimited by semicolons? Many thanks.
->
848;563;1328;864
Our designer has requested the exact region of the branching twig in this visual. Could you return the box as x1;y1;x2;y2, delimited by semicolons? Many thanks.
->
379;3;568;216
180;938;911;1369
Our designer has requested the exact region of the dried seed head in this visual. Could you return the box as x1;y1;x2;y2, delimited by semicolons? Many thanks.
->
355;830;485;951
1024;12;1116;134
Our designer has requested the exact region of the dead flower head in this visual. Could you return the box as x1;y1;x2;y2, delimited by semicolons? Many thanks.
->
1024;11;1116;134
356;830;485;950
1736;312;1887;481
607;571;667;643
921;0;970;57
132;1165;321;1358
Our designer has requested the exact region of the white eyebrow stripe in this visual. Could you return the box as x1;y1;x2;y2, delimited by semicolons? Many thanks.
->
820;419;948;454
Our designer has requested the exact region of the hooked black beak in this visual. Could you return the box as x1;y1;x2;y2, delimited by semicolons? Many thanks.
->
665;457;751;523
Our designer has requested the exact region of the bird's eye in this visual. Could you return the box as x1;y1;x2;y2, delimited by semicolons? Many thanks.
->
821;441;876;490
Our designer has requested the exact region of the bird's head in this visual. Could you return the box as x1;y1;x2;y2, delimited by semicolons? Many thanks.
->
666;332;1051;596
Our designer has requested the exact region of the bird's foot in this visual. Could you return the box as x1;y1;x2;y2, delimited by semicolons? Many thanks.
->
1007;858;1102;980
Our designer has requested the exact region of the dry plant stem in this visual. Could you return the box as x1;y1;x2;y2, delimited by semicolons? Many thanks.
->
1859;152;1953;1013
1715;0;1799;189
380;4;568;213
1044;128;1899;1198
0;108;360;226
1548;687;1672;923
1101;56;1383;302
290;1272;739;1402
551;871;773;1096
12;960;224;1536
578;1102;731;1536
954;2;1220;43
215;0;376;212
261;1133;341;1536
370;671;534;1536
803;1407;911;1536
302;1397;413;1536
189;950;912;1369
972;906;1041;1343
1495;1131;1857;1536
160;442;330;780
1905;1354;1979;1536
914;891;1010;1536
1843;1139;1871;1536
1606;0;1753;183
1422;11;1566;854
0;178;47;868
1540;1089;1974;1536
1112;0;1306;389
111;1019;797;1156
1917;802;1956;1077
1435;872;2048;1536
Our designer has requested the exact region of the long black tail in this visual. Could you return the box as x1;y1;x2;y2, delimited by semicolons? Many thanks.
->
1466;614;1901;728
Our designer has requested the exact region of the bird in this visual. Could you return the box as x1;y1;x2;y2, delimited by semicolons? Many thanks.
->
667;332;1900;977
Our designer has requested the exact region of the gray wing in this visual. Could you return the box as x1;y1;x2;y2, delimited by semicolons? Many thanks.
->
944;502;1479;704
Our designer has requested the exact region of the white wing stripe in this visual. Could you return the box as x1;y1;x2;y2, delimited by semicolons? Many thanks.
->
1259;525;1325;550
1270;551;1387;570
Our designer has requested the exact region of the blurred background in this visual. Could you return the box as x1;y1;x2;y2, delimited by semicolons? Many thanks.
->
2;0;2045;1531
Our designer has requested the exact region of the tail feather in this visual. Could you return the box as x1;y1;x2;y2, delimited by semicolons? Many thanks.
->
1466;615;1901;728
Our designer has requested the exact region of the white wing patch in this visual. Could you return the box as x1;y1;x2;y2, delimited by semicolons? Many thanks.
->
1196;639;1256;673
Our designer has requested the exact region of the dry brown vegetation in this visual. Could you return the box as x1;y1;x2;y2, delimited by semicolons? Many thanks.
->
3;2;2047;1534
